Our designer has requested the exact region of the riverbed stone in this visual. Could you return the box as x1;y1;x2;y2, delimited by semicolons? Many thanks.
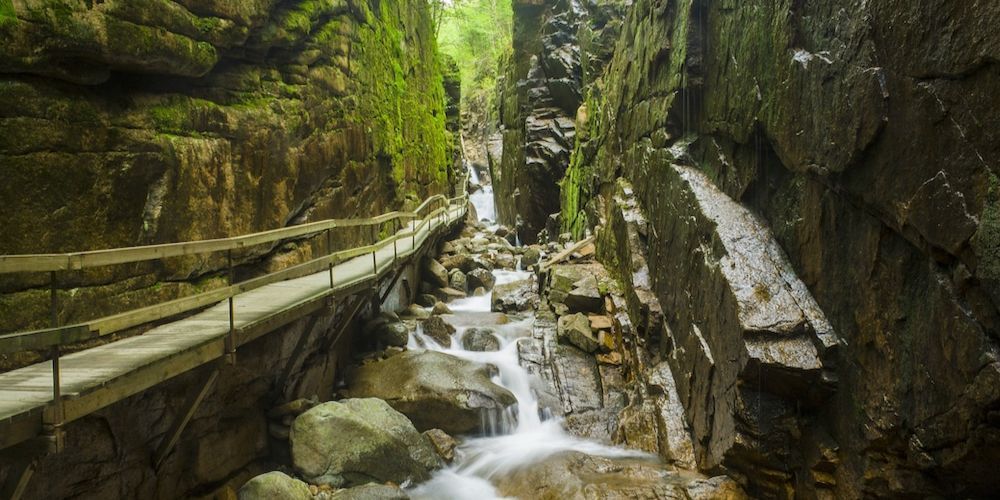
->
329;484;410;500
290;399;442;488
423;428;458;463
374;322;409;348
415;294;438;308
345;351;517;435
494;451;745;499
557;313;599;353
421;316;455;347
431;287;467;302
421;257;450;288
431;301;452;315
238;471;312;500
492;279;539;312
461;327;501;352
466;268;496;291
564;274;603;313
521;246;542;267
448;269;467;292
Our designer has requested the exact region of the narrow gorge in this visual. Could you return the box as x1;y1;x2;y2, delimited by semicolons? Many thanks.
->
0;0;997;499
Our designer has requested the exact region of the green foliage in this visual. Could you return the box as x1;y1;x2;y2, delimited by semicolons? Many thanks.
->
434;0;511;106
0;0;16;25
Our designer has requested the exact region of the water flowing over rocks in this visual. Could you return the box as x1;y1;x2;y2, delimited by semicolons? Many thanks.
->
344;350;517;435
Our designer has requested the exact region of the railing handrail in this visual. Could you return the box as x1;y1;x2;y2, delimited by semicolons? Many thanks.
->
0;193;451;274
0;174;470;354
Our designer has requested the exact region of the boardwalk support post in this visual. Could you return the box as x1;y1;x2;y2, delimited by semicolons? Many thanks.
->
44;271;65;453
326;228;334;288
226;250;236;365
153;366;220;470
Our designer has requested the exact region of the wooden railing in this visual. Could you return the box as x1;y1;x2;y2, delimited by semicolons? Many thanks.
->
0;178;467;417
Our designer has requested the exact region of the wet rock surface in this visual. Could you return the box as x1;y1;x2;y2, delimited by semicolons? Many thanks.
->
494;451;745;500
557;0;1000;496
494;1;627;242
290;398;442;488
345;350;517;435
238;471;312;500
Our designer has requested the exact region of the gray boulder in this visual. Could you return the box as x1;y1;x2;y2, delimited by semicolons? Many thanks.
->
330;484;410;499
345;351;517;435
421;256;449;288
290;399;442;488
564;274;603;313
461;328;501;352
421;316;455;347
238;471;311;500
492;279;539;312
521;246;542;267
448;268;468;292
375;322;409;348
557;313;599;353
467;268;496;291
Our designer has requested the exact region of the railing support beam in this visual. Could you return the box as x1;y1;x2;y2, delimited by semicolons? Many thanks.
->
153;366;220;470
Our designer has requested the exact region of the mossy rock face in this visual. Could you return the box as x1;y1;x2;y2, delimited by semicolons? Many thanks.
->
0;0;452;333
560;0;1000;497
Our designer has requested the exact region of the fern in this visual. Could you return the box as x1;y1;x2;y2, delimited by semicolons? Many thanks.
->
0;0;15;26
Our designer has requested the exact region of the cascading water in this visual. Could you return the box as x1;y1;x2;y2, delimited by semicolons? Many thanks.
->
406;270;645;499
405;161;644;498
466;161;497;227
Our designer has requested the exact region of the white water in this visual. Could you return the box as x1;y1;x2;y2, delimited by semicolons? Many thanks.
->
466;161;498;226
407;269;646;499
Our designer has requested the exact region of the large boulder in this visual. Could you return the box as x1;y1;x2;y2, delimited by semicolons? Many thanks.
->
557;313;599;353
461;327;501;352
330;484;410;499
494;452;745;500
421;316;455;347
290;399;442;488
492;279;539;312
448;268;468;292
421;256;450;288
521;246;542;267
238;471;312;500
345;351;517;435
466;268;496;291
564;275;603;313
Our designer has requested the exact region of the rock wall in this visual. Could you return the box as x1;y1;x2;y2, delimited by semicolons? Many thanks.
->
562;0;1000;497
494;0;626;243
0;301;354;499
0;0;454;335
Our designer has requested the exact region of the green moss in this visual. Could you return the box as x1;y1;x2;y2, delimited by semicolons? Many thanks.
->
972;172;1000;284
0;0;15;25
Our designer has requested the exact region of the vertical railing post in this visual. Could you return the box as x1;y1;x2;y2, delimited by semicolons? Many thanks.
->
47;270;64;451
226;249;236;364
393;219;398;267
371;223;377;277
326;228;334;289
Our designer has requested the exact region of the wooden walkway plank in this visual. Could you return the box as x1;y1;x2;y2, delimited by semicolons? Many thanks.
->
0;203;465;449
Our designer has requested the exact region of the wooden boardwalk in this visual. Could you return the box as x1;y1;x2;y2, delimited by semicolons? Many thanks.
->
0;200;466;453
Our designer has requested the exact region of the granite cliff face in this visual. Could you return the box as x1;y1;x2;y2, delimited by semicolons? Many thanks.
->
561;0;1000;497
0;0;454;335
494;0;626;243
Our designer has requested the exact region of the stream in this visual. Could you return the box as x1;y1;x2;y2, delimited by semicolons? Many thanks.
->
406;165;644;499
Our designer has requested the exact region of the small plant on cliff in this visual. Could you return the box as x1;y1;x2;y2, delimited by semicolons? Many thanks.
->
0;0;16;25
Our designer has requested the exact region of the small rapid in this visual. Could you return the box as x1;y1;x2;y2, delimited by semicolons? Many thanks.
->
406;165;646;499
